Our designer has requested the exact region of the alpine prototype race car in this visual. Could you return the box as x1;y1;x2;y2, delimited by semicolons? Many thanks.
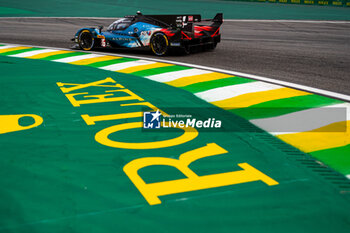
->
72;12;223;56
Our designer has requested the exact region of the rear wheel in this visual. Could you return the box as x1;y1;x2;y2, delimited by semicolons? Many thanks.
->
78;30;95;51
208;42;217;51
182;44;190;55
150;32;168;56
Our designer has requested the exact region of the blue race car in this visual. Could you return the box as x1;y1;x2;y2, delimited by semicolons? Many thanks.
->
72;11;223;56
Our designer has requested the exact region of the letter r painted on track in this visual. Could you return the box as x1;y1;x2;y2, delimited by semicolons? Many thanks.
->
123;143;279;205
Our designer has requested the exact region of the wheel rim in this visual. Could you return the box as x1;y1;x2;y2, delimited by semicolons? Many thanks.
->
151;34;167;55
79;31;94;50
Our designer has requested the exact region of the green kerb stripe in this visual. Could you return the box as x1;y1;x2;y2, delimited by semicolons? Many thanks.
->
41;52;87;61
310;144;350;175
87;57;137;68
230;94;344;120
131;65;192;76
0;47;43;56
180;76;256;93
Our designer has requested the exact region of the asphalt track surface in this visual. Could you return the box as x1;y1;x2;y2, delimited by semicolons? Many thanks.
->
0;18;349;95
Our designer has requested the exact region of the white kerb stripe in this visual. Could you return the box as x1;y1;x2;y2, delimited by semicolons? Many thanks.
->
0;45;20;50
250;103;350;135
195;81;281;102
145;69;212;83
9;49;60;57
1;42;350;102
346;174;350;180
99;60;155;71
53;54;104;63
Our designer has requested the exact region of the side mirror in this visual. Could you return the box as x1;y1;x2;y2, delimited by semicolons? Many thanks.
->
98;26;104;33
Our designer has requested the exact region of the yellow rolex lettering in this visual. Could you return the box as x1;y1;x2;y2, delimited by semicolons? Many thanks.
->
65;89;144;107
57;77;123;93
123;143;278;205
65;92;88;107
0;114;43;134
95;121;198;149
82;112;143;125
57;82;124;89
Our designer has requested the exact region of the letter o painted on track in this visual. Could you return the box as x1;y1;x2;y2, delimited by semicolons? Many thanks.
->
95;122;198;149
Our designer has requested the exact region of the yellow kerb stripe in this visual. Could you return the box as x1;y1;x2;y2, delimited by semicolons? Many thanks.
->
166;72;232;87
28;50;73;59
117;62;174;73
211;87;311;109
277;120;350;153
0;46;32;53
69;56;122;65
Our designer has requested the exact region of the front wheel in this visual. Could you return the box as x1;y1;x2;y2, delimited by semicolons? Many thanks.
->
150;32;168;56
78;30;95;51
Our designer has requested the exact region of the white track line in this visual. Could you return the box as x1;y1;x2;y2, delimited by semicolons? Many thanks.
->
195;81;281;102
9;48;59;58
146;69;212;82
0;45;20;50
53;54;105;63
1;42;350;102
99;60;155;71
250;103;350;135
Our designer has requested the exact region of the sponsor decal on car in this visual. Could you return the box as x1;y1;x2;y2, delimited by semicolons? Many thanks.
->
101;38;106;47
170;42;181;46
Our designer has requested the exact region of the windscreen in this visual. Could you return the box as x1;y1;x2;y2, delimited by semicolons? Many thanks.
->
107;18;132;31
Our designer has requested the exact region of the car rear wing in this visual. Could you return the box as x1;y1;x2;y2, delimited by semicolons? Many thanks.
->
202;13;223;28
141;13;223;30
144;14;201;28
182;13;223;39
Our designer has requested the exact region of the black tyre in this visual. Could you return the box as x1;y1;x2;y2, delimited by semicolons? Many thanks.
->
78;30;95;51
182;44;190;55
208;42;217;50
150;32;168;56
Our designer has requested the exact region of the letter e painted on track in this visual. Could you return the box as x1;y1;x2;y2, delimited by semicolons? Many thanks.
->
64;89;144;107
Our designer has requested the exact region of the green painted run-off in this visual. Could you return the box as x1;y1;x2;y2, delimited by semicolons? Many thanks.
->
0;54;350;233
